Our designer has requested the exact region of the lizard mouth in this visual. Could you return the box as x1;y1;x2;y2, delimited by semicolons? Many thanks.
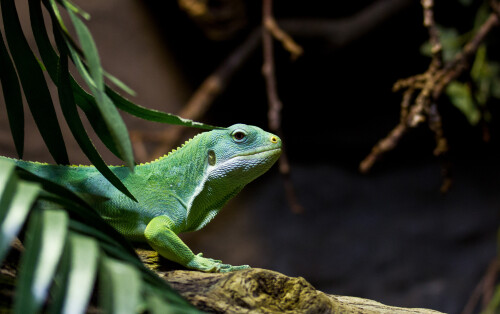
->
234;147;282;158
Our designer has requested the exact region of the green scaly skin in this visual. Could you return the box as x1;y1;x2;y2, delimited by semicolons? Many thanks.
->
3;124;281;272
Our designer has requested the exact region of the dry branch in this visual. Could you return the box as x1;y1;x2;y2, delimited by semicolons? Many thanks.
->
133;29;261;161
132;0;414;161
262;0;303;213
359;2;500;181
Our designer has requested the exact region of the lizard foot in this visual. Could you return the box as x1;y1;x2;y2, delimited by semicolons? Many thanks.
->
187;253;250;273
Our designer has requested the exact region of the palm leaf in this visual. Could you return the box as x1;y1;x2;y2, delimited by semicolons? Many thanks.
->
0;158;198;313
0;30;24;158
56;37;136;201
29;0;125;160
0;0;69;165
49;233;99;314
14;209;68;314
99;256;142;314
0;1;216;312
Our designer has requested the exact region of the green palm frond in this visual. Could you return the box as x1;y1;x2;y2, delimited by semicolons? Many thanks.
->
0;158;198;313
0;0;209;312
0;0;218;201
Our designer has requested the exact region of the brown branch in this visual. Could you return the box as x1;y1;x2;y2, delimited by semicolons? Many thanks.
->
262;0;303;213
279;0;414;46
262;1;282;132
434;12;499;98
139;29;261;161
360;4;499;177
133;0;414;161
421;0;443;69
492;0;500;16
264;17;303;60
461;259;499;314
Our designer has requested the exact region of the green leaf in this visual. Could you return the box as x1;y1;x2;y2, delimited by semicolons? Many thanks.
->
30;0;124;160
14;209;69;314
68;45;135;168
146;293;199;314
66;8;104;90
0;173;40;264
59;233;99;314
46;236;71;314
56;44;136;201
0;31;24;158
74;90;124;158
62;5;135;170
99;256;142;314
93;89;136;169
0;158;17;223
107;88;219;130
0;0;69;164
68;220;138;259
15;172;137;257
104;70;136;96
420;26;465;63
446;81;481;125
61;0;90;20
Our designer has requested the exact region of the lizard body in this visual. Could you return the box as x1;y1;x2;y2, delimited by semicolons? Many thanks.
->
4;124;281;272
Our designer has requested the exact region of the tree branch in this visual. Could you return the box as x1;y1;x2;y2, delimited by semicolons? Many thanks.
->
134;0;415;162
262;0;303;213
359;3;499;183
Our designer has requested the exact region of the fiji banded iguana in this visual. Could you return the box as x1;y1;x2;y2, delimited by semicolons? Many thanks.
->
3;124;281;272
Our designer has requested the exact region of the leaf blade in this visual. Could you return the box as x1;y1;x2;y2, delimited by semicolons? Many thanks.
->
0;181;40;264
61;4;135;169
61;233;99;314
1;0;69;164
14;209;69;314
56;44;136;200
107;88;219;130
99;256;142;314
0;30;24;157
31;0;124;160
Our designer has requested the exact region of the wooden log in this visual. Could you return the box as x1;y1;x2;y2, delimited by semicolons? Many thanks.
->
137;248;444;314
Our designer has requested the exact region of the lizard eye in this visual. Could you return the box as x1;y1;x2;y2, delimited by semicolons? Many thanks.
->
232;130;247;143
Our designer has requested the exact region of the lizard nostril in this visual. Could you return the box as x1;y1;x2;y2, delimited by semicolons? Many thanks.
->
270;136;278;144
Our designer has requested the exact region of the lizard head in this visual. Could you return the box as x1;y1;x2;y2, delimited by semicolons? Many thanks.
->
206;124;282;186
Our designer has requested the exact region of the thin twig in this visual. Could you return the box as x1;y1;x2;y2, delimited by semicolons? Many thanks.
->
142;29;261;160
262;0;303;213
461;259;499;314
263;17;303;60
262;0;282;132
134;0;413;161
422;0;443;69
279;0;413;46
360;4;500;177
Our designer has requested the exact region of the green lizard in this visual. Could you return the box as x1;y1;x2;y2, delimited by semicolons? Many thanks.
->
4;124;281;272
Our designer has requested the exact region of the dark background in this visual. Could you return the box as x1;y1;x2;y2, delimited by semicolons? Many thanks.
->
1;1;499;313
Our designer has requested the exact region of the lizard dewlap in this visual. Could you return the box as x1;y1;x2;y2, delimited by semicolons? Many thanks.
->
4;124;281;272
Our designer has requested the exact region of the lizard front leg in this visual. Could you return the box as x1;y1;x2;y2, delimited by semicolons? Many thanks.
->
144;215;249;272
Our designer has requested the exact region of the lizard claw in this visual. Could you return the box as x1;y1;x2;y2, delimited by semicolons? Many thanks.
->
187;254;250;272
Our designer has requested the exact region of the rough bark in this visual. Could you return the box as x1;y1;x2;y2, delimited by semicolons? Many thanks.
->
0;243;444;313
138;249;444;314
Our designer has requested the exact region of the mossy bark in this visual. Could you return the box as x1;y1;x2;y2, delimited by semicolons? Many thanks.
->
137;248;444;314
0;243;444;313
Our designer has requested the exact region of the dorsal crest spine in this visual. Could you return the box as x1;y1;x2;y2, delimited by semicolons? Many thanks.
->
138;133;202;166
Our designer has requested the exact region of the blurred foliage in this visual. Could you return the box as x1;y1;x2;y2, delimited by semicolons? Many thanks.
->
0;0;210;312
420;1;500;312
0;158;197;313
420;1;500;126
